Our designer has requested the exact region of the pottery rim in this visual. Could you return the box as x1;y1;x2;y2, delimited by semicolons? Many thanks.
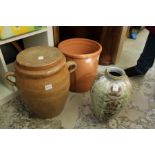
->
105;66;126;80
58;38;102;59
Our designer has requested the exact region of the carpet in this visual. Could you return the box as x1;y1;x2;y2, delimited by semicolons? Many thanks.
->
0;97;63;129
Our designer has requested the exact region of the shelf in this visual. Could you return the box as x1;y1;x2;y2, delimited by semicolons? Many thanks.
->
0;28;48;45
0;83;17;106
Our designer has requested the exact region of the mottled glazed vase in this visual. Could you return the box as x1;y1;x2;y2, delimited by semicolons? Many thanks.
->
5;46;76;119
58;38;102;92
90;66;132;122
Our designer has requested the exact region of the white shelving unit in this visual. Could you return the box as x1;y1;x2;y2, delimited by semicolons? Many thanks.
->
0;26;54;105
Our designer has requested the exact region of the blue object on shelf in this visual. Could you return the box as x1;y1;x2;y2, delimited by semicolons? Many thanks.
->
129;32;137;39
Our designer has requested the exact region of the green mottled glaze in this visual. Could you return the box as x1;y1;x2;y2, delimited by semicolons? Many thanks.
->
90;67;132;122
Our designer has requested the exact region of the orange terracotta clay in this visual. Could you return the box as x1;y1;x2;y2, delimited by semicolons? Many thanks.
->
5;46;76;119
58;38;102;92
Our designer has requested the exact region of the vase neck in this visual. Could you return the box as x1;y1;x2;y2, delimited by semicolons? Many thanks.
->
105;67;126;80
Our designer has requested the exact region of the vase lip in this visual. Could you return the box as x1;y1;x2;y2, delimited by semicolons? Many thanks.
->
105;66;126;80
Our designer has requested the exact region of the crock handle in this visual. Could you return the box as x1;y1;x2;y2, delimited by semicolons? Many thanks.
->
66;61;77;73
5;72;16;86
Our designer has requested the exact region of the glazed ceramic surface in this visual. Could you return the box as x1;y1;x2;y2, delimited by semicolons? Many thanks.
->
5;46;76;119
90;66;132;122
58;38;102;92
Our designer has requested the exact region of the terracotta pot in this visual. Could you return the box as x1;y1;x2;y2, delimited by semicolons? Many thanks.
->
58;38;102;92
5;46;76;119
90;66;132;122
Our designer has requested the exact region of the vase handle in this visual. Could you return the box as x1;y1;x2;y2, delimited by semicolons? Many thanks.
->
108;83;121;97
66;61;77;73
5;72;16;86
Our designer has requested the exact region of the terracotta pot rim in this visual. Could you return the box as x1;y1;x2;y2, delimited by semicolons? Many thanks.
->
58;38;102;59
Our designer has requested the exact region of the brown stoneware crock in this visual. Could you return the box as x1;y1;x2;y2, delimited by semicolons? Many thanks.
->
5;46;77;119
58;38;102;92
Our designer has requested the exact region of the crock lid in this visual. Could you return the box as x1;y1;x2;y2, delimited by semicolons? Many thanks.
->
16;46;64;70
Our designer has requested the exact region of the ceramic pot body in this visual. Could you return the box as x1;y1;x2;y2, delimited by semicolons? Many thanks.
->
90;66;132;122
58;38;102;92
5;46;76;119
